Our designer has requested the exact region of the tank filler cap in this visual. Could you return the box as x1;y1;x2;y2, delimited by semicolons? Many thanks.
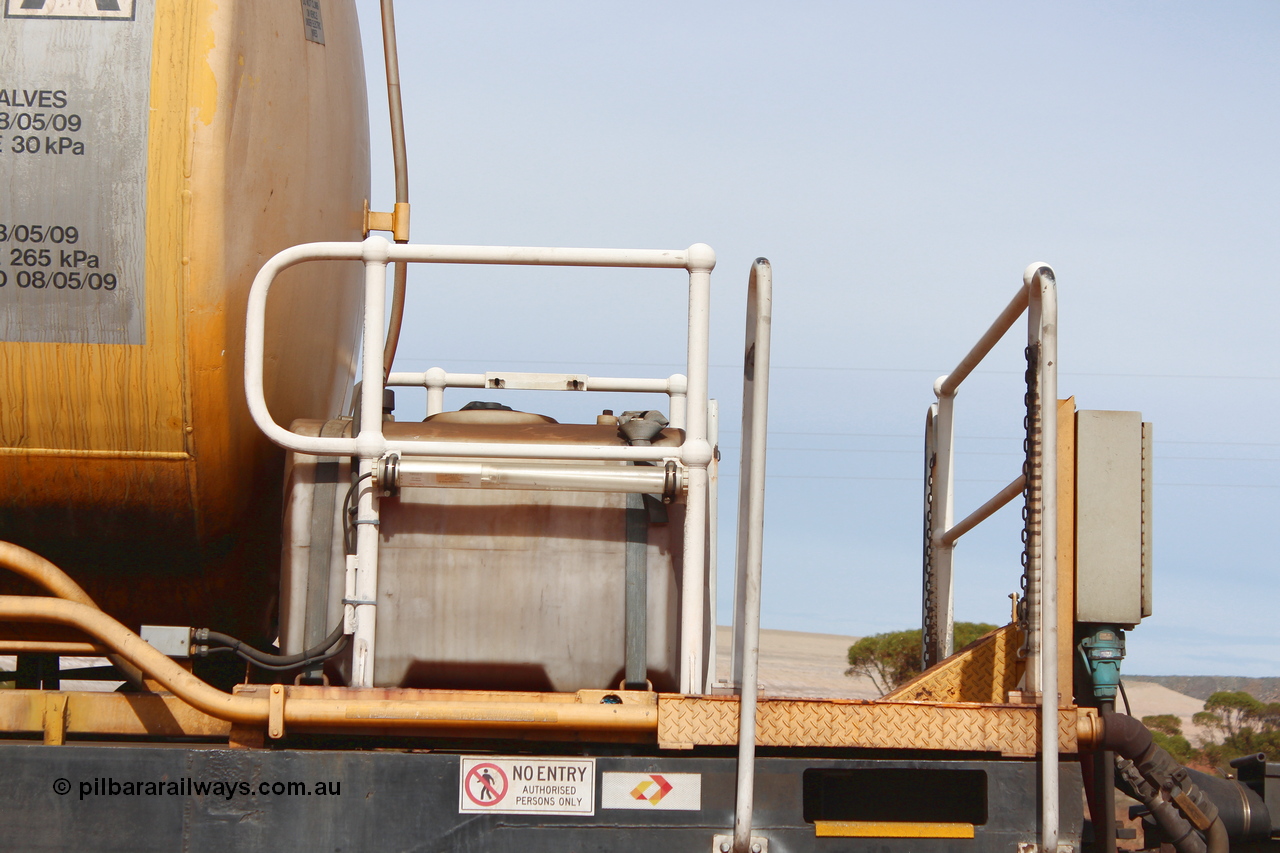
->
618;410;669;445
425;402;558;425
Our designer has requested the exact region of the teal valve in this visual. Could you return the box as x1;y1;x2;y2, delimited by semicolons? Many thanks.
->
1080;627;1125;702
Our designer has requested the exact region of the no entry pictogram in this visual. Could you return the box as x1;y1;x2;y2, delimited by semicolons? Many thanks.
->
463;762;508;807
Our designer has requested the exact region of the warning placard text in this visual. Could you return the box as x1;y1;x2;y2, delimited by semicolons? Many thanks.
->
458;756;595;816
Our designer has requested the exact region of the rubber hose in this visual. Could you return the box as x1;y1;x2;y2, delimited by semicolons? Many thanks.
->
199;621;344;667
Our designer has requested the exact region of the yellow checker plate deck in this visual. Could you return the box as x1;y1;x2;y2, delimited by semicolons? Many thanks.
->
657;695;1088;756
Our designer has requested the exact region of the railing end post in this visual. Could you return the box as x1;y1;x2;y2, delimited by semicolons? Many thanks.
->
686;242;717;273
1023;262;1056;288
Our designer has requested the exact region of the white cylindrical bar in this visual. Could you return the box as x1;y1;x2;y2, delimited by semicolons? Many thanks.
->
929;386;958;659
389;459;675;494
385;242;692;269
732;259;772;853
705;398;719;693
1027;262;1059;853
669;375;688;430
677;245;715;695
351;247;391;688
680;465;708;694
244;241;367;454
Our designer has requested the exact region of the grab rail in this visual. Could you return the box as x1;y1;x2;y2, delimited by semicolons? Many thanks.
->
387;370;690;429
245;237;717;692
730;258;772;853
921;262;1058;853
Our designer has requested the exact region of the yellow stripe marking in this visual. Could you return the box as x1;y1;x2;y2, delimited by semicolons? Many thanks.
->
814;821;975;838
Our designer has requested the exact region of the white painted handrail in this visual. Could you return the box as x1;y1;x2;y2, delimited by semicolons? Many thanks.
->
731;258;772;853
245;237;717;693
922;262;1057;853
388;370;690;428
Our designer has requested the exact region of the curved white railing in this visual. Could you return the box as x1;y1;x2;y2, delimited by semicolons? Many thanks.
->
245;237;717;691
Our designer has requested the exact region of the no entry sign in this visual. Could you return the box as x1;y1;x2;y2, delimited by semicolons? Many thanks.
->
458;756;595;816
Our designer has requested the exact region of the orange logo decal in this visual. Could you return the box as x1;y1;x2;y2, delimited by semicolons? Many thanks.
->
629;774;674;805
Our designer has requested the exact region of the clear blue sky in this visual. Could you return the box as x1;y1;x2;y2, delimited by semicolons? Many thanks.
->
355;2;1279;676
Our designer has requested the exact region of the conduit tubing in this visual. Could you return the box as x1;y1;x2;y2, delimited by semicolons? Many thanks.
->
0;596;658;734
378;0;410;378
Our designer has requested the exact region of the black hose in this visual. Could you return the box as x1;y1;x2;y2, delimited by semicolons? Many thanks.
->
1104;711;1272;851
196;621;345;667
1100;709;1153;757
240;633;350;673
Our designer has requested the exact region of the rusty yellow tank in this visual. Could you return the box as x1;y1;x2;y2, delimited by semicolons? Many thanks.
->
0;0;369;639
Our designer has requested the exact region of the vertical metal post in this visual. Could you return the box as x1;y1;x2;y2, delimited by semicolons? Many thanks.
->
928;382;957;662
732;259;772;853
1027;263;1059;853
670;377;688;431
705;398;720;694
678;245;716;694
624;456;648;689
351;242;391;688
424;367;446;416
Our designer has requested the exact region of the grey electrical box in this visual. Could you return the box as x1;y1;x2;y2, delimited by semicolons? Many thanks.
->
1075;411;1152;627
140;625;191;658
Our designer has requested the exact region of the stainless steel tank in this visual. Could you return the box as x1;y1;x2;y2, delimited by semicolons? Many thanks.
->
280;408;688;692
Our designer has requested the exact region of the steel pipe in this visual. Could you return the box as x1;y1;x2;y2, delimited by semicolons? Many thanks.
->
1027;262;1059;853
0;641;105;654
732;259;772;853
0;597;659;734
383;459;678;494
940;474;1026;546
0;541;144;689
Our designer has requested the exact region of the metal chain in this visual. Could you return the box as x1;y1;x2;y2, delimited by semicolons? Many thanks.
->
1017;343;1041;660
922;450;937;669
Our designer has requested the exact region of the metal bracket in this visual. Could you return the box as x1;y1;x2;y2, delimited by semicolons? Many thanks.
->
363;199;410;242
712;836;767;853
268;684;286;740
43;693;68;746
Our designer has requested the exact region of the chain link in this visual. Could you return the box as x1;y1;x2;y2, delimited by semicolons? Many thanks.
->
1017;343;1041;660
922;450;937;668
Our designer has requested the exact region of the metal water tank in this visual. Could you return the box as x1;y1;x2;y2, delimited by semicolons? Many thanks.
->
279;411;688;692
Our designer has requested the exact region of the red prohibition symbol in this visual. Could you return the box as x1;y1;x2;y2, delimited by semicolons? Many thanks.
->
464;763;509;807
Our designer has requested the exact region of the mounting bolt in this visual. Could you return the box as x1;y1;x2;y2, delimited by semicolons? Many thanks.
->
719;842;731;852
751;844;762;853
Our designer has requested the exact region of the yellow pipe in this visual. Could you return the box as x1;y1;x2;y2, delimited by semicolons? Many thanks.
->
286;698;656;731
0;641;106;654
0;596;658;734
0;542;145;688
0;542;97;605
0;596;267;724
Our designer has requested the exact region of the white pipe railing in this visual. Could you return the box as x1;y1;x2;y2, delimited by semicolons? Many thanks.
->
731;258;772;853
922;262;1057;852
245;237;717;692
388;369;689;428
380;459;678;494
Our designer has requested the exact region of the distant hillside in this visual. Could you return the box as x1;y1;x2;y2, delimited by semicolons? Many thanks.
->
1126;676;1280;703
